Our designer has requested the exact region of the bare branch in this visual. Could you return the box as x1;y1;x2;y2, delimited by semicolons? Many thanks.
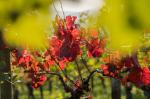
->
24;71;72;92
75;60;83;82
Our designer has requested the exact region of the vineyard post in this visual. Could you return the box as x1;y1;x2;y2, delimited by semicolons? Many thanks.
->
0;30;12;99
111;78;121;99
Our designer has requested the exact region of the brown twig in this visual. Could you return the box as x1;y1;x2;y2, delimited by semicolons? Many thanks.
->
75;60;83;82
81;56;91;73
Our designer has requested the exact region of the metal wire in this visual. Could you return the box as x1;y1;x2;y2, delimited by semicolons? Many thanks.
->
52;0;59;16
58;0;66;18
52;0;66;18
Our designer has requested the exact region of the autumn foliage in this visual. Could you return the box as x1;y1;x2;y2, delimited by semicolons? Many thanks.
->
11;15;150;91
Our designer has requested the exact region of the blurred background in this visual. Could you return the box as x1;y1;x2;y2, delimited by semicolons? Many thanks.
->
0;0;150;99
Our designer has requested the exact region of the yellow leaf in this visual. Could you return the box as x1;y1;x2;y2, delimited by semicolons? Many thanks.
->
4;11;51;49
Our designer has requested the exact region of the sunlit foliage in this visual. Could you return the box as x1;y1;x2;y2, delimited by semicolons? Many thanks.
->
0;0;52;49
93;0;150;53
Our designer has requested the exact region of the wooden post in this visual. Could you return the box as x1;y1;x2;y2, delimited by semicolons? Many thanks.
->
125;83;132;99
0;30;12;99
111;78;121;99
144;88;150;99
